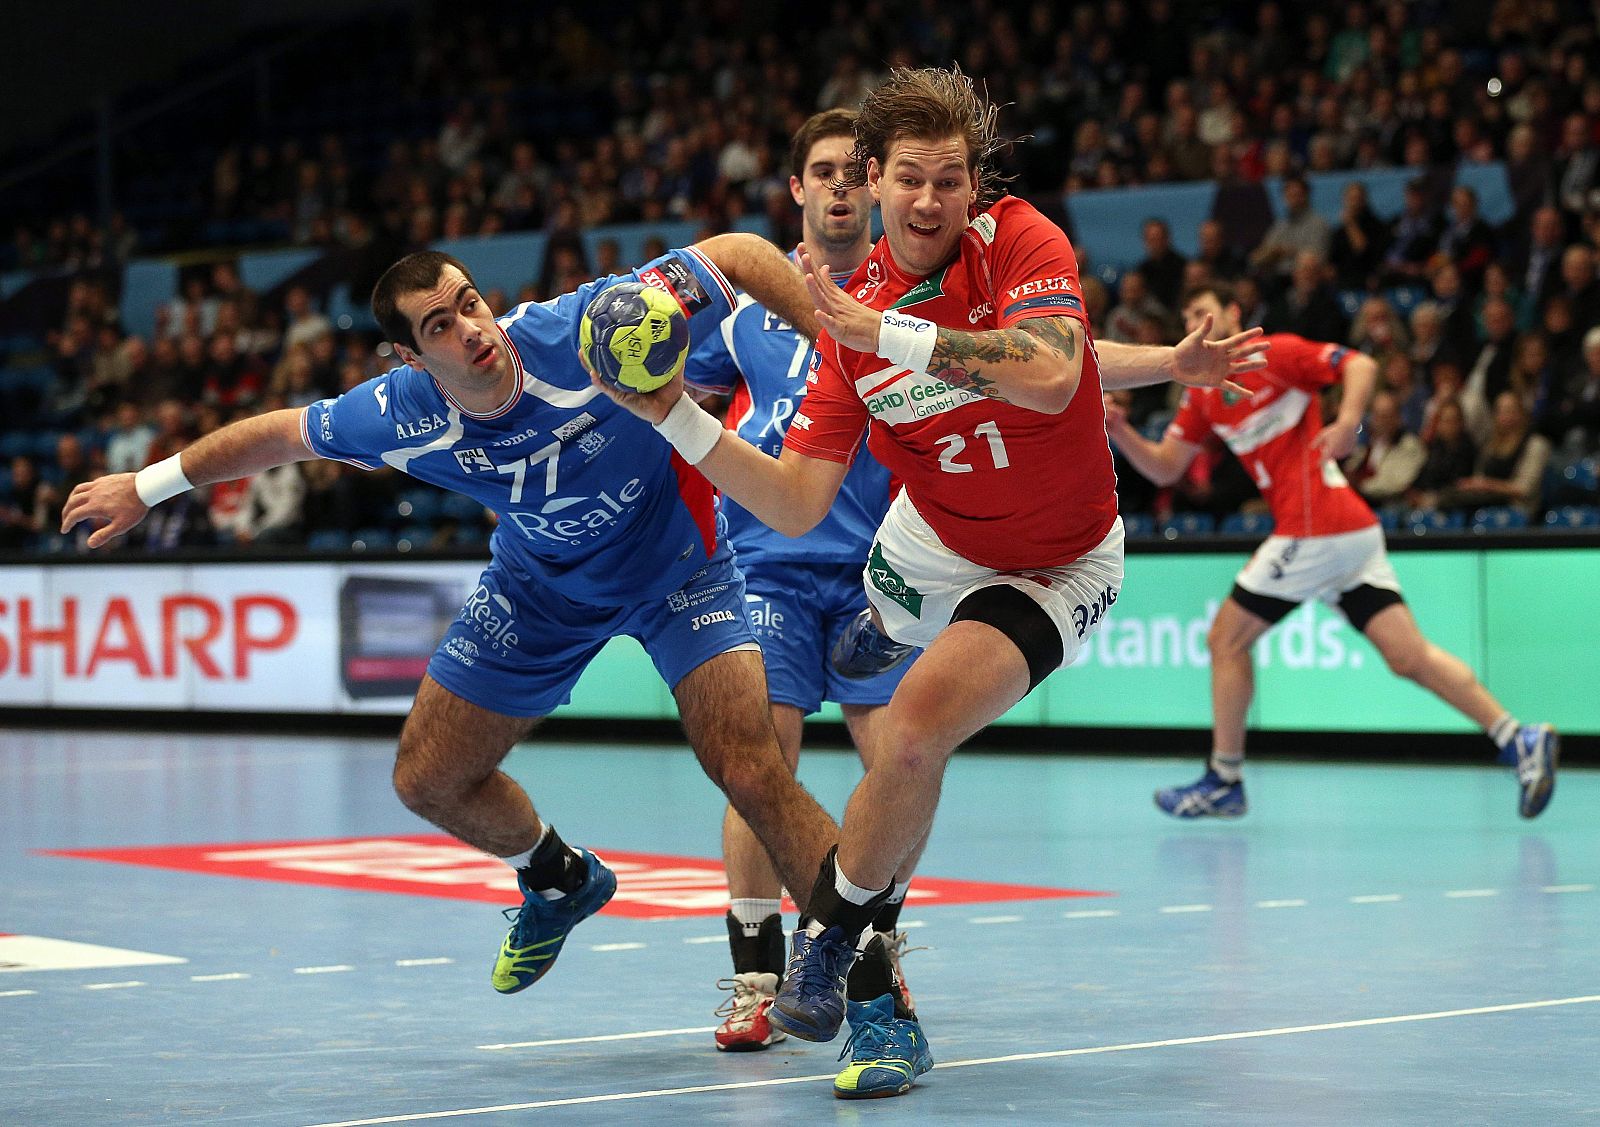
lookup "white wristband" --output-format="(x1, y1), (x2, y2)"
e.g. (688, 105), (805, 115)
(133, 453), (193, 507)
(652, 394), (724, 465)
(878, 310), (938, 373)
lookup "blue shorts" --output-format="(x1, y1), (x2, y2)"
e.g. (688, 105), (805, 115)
(739, 557), (915, 715)
(428, 541), (757, 718)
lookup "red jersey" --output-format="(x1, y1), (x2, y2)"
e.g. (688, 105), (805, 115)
(784, 196), (1117, 570)
(1167, 333), (1376, 537)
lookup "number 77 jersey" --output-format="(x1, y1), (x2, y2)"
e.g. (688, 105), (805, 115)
(783, 196), (1118, 571)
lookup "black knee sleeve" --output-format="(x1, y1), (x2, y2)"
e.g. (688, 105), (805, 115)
(1340, 583), (1405, 633)
(951, 584), (1064, 693)
(1229, 582), (1299, 625)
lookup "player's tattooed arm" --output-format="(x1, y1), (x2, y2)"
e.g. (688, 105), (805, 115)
(928, 316), (1081, 407)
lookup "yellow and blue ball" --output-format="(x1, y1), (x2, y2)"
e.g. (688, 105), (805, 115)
(580, 281), (691, 393)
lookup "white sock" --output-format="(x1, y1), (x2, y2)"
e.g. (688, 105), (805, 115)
(834, 861), (890, 905)
(730, 898), (782, 937)
(1209, 754), (1244, 784)
(501, 823), (552, 872)
(1487, 712), (1519, 751)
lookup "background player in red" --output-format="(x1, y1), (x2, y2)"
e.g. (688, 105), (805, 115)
(593, 66), (1268, 1100)
(1105, 281), (1559, 821)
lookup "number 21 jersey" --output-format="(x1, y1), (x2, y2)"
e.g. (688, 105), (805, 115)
(783, 196), (1117, 570)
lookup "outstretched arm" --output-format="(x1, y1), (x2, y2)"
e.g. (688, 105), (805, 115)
(60, 408), (314, 548)
(1313, 352), (1378, 459)
(1102, 396), (1204, 487)
(694, 233), (818, 340)
(1097, 314), (1267, 392)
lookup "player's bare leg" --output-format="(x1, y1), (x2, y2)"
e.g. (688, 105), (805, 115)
(721, 703), (802, 905)
(392, 675), (543, 855)
(677, 648), (838, 915)
(836, 620), (1030, 890)
(842, 701), (929, 1013)
(1361, 601), (1559, 816)
(1157, 596), (1270, 818)
(1360, 603), (1502, 727)
(1208, 597), (1274, 759)
(715, 703), (803, 1051)
(393, 675), (616, 994)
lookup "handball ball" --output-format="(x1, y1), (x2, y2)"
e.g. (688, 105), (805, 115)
(580, 281), (691, 393)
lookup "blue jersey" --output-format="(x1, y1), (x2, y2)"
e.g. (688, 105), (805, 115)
(302, 248), (737, 605)
(684, 257), (893, 568)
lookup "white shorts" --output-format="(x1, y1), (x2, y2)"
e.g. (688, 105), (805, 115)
(1235, 525), (1402, 609)
(862, 490), (1126, 670)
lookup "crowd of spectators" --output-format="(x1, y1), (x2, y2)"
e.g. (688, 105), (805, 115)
(4, 0), (1600, 554)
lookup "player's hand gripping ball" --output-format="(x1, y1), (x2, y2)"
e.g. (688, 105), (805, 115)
(580, 281), (691, 393)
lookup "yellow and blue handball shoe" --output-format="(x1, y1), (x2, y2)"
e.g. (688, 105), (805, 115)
(833, 993), (934, 1100)
(491, 848), (617, 994)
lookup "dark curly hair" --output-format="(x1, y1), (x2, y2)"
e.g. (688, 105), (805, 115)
(833, 65), (1012, 209)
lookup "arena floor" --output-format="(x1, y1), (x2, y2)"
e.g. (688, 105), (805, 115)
(2, 727), (1596, 1126)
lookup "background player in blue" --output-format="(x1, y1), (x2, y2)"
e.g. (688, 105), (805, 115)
(59, 236), (846, 1004)
(685, 110), (928, 1053)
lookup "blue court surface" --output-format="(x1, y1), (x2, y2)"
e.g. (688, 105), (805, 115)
(1, 728), (1596, 1126)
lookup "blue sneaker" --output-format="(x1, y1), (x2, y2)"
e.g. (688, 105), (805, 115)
(491, 848), (616, 994)
(1155, 769), (1247, 819)
(768, 925), (857, 1042)
(1509, 724), (1560, 819)
(830, 610), (915, 680)
(833, 993), (934, 1099)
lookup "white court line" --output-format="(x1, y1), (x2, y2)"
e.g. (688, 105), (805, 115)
(1445, 889), (1499, 899)
(682, 936), (725, 945)
(83, 981), (144, 990)
(1542, 884), (1594, 894)
(969, 915), (1023, 925)
(897, 920), (927, 929)
(1350, 894), (1402, 903)
(191, 972), (251, 982)
(479, 1026), (712, 1051)
(0, 989), (38, 997)
(295, 965), (355, 975)
(396, 958), (453, 967)
(308, 994), (1600, 1126)
(1063, 909), (1119, 919)
(590, 943), (646, 952)
(1159, 904), (1213, 914)
(1256, 899), (1307, 909)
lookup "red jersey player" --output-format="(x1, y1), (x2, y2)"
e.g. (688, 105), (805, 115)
(1106, 280), (1558, 822)
(592, 66), (1268, 1100)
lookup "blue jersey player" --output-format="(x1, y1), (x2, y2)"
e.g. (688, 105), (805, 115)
(685, 111), (929, 1057)
(61, 236), (844, 1001)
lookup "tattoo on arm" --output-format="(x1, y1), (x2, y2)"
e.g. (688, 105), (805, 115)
(927, 317), (1079, 402)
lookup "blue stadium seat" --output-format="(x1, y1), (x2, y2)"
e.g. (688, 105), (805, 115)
(32, 431), (66, 459)
(453, 523), (490, 547)
(1561, 456), (1599, 494)
(1162, 512), (1216, 537)
(394, 524), (435, 552)
(396, 489), (442, 523)
(1139, 408), (1174, 441)
(1337, 290), (1362, 317)
(350, 527), (396, 551)
(306, 530), (351, 552)
(0, 465), (11, 493)
(0, 432), (30, 459)
(1378, 508), (1404, 532)
(1470, 506), (1528, 532)
(1543, 505), (1600, 528)
(1220, 511), (1274, 536)
(1385, 286), (1427, 315)
(1121, 512), (1156, 538)
(1406, 508), (1465, 534)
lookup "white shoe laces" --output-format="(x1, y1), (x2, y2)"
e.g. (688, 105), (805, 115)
(714, 971), (778, 1024)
